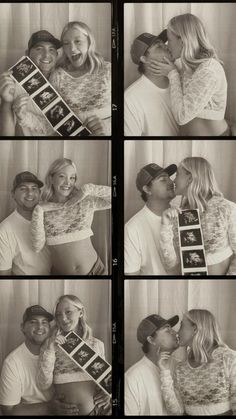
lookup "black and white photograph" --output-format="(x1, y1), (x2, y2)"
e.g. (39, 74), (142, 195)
(57, 116), (83, 137)
(124, 2), (236, 136)
(60, 332), (83, 354)
(0, 2), (111, 136)
(72, 343), (95, 366)
(125, 279), (236, 416)
(85, 356), (110, 380)
(0, 279), (112, 416)
(22, 72), (47, 96)
(33, 86), (58, 111)
(0, 139), (111, 276)
(178, 209), (199, 227)
(182, 249), (206, 269)
(10, 56), (37, 82)
(180, 228), (202, 247)
(45, 100), (70, 127)
(124, 139), (236, 276)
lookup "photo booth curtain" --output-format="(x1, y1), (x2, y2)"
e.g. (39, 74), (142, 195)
(124, 2), (236, 123)
(125, 140), (236, 222)
(0, 2), (111, 74)
(0, 140), (111, 271)
(0, 279), (111, 370)
(125, 279), (236, 370)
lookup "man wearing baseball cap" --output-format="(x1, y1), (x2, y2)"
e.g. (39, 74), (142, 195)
(125, 162), (177, 275)
(0, 171), (51, 275)
(0, 305), (79, 415)
(125, 313), (179, 415)
(0, 30), (61, 136)
(124, 30), (178, 136)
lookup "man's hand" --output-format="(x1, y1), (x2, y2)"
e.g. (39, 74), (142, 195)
(12, 94), (30, 122)
(0, 71), (16, 103)
(94, 391), (112, 415)
(84, 115), (106, 136)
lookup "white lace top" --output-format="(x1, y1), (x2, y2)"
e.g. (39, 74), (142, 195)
(31, 184), (111, 251)
(160, 346), (236, 416)
(37, 335), (105, 388)
(50, 63), (111, 134)
(160, 195), (236, 274)
(168, 58), (227, 125)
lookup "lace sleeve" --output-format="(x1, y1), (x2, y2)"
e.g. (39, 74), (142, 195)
(223, 349), (236, 413)
(160, 369), (184, 415)
(31, 205), (46, 253)
(226, 203), (236, 275)
(36, 346), (56, 390)
(81, 184), (111, 210)
(159, 221), (180, 272)
(17, 110), (55, 135)
(168, 62), (218, 125)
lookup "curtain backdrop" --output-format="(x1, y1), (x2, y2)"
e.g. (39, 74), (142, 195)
(124, 140), (236, 222)
(124, 2), (236, 123)
(0, 140), (111, 271)
(125, 279), (236, 370)
(0, 279), (111, 370)
(0, 2), (111, 74)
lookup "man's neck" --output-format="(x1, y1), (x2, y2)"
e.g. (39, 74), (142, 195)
(146, 199), (171, 216)
(16, 208), (33, 221)
(145, 351), (159, 365)
(144, 71), (169, 89)
(25, 340), (41, 355)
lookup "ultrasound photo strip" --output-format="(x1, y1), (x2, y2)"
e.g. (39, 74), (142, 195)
(178, 209), (208, 276)
(9, 56), (91, 137)
(58, 331), (112, 396)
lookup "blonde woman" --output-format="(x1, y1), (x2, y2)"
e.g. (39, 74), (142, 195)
(31, 158), (111, 275)
(158, 309), (236, 415)
(50, 21), (111, 135)
(149, 14), (229, 136)
(160, 157), (236, 275)
(36, 295), (111, 416)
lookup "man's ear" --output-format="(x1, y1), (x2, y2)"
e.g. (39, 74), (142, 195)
(140, 55), (147, 63)
(142, 184), (151, 195)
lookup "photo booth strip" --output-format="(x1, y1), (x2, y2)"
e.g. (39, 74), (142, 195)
(58, 331), (112, 397)
(9, 56), (91, 137)
(178, 209), (208, 276)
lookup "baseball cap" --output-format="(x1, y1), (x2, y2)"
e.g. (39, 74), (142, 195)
(136, 163), (177, 192)
(12, 171), (44, 192)
(23, 305), (54, 324)
(131, 29), (168, 65)
(137, 314), (179, 344)
(28, 30), (62, 51)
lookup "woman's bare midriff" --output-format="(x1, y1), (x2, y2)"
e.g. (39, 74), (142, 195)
(50, 237), (97, 275)
(207, 256), (231, 276)
(180, 118), (228, 136)
(55, 381), (96, 415)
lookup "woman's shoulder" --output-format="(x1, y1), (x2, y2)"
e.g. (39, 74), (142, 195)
(214, 345), (236, 361)
(198, 58), (225, 74)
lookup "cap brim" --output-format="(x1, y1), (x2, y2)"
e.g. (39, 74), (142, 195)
(165, 315), (179, 328)
(163, 164), (177, 177)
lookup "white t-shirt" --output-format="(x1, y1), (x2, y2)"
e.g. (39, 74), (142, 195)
(0, 210), (51, 275)
(125, 356), (168, 416)
(0, 342), (54, 405)
(125, 205), (167, 275)
(124, 75), (179, 136)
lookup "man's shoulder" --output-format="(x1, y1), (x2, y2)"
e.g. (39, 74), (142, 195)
(0, 211), (17, 231)
(125, 357), (148, 380)
(3, 343), (25, 366)
(125, 76), (145, 97)
(126, 207), (147, 227)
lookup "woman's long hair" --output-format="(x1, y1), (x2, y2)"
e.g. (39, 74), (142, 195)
(41, 157), (77, 202)
(180, 157), (222, 212)
(168, 13), (221, 71)
(185, 309), (225, 364)
(54, 294), (92, 340)
(59, 21), (104, 74)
